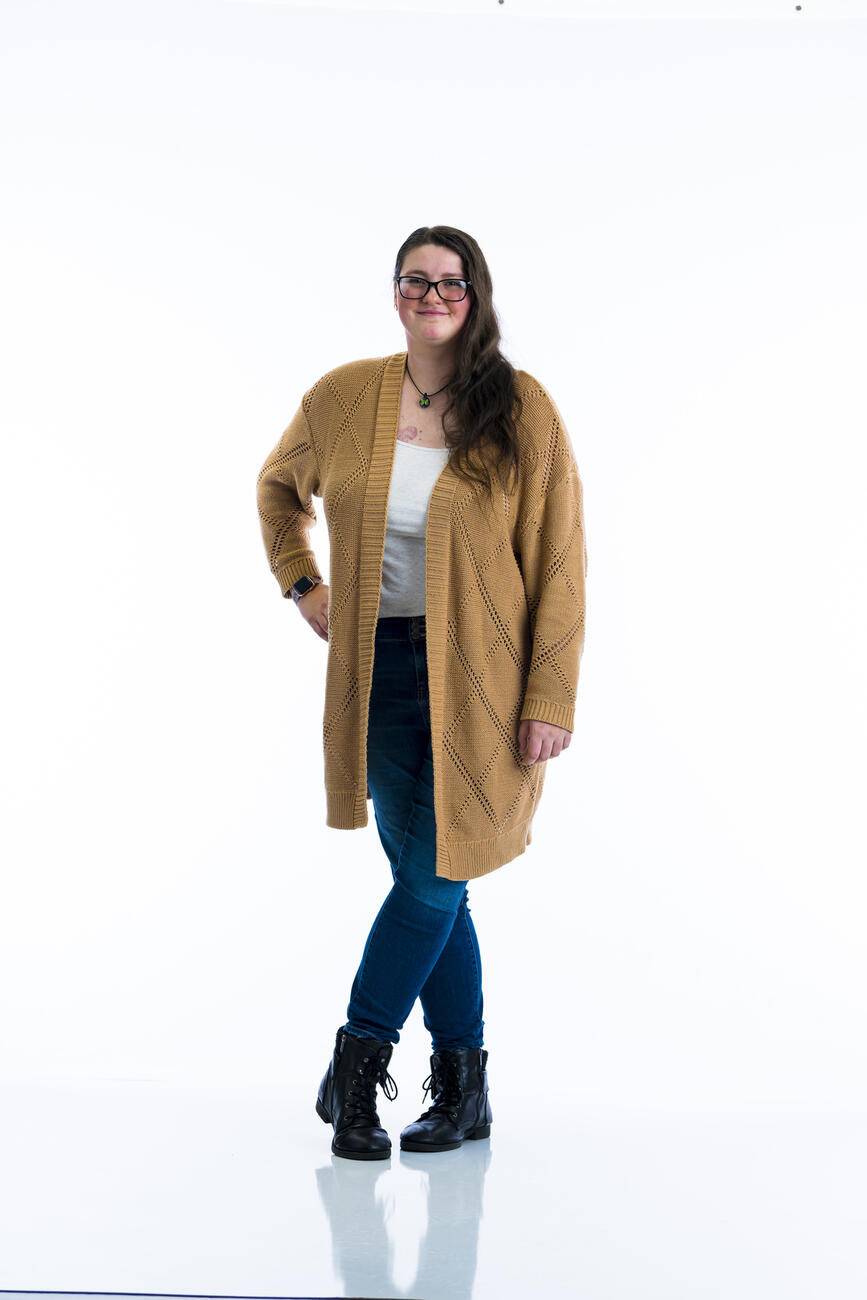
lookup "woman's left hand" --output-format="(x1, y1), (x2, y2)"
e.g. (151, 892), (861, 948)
(517, 718), (572, 765)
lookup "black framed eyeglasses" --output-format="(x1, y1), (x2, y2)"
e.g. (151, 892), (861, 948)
(396, 275), (473, 302)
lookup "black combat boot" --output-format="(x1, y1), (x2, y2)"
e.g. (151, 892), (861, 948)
(316, 1026), (398, 1161)
(400, 1047), (492, 1152)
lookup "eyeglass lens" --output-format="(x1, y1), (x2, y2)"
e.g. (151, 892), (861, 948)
(398, 277), (469, 301)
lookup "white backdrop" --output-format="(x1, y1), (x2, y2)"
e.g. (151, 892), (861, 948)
(2, 0), (865, 1160)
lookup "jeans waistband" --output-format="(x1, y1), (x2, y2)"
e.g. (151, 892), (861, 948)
(376, 614), (426, 642)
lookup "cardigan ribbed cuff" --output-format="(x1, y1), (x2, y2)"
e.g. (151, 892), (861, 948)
(277, 553), (322, 598)
(519, 695), (575, 732)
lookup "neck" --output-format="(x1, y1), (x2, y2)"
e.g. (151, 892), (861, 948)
(404, 341), (457, 397)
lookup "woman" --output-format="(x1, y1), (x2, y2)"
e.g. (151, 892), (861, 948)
(256, 225), (588, 1161)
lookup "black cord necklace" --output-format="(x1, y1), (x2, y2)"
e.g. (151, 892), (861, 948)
(406, 361), (451, 408)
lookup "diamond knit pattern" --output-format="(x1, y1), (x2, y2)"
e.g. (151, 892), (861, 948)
(256, 352), (587, 880)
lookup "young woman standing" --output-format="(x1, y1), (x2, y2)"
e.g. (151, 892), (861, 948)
(256, 225), (588, 1160)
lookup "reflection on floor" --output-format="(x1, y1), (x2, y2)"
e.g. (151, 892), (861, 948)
(0, 1078), (862, 1299)
(316, 1142), (489, 1299)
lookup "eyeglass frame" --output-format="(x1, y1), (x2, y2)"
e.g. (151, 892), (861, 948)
(395, 275), (473, 302)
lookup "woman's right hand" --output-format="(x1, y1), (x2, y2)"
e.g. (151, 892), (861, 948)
(297, 582), (330, 641)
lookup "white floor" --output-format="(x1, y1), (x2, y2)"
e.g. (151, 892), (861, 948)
(1, 1077), (864, 1300)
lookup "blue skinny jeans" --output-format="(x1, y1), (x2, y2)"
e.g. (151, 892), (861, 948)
(344, 613), (485, 1051)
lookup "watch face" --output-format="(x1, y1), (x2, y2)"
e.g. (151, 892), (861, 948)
(294, 577), (314, 594)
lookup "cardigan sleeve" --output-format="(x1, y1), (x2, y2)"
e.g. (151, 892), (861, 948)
(256, 399), (323, 599)
(516, 462), (588, 733)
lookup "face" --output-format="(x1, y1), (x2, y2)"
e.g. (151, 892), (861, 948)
(393, 243), (472, 349)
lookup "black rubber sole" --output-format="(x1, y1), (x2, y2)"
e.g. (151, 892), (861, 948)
(400, 1124), (491, 1152)
(316, 1096), (392, 1161)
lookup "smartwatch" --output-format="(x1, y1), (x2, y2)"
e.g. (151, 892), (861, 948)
(290, 574), (322, 604)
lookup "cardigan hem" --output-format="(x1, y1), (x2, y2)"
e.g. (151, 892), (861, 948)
(324, 789), (537, 882)
(326, 789), (368, 829)
(438, 815), (536, 880)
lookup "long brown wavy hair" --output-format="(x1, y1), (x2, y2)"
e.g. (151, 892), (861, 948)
(393, 225), (523, 500)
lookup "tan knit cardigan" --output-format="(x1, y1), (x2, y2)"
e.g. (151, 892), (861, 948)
(256, 352), (588, 880)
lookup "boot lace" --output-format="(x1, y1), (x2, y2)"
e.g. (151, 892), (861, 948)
(420, 1057), (463, 1125)
(343, 1050), (398, 1122)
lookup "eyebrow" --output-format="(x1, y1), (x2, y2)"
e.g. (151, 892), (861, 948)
(403, 268), (464, 277)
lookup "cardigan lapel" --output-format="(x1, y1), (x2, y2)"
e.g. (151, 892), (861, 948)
(355, 355), (403, 817)
(358, 351), (405, 637)
(423, 384), (460, 875)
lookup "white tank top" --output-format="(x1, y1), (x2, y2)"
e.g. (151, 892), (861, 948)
(378, 440), (451, 618)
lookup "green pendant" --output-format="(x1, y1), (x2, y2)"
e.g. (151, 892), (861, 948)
(419, 395), (430, 408)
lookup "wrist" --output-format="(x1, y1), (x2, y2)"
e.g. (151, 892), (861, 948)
(290, 574), (322, 604)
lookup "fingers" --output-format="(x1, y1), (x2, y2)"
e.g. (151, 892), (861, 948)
(518, 721), (571, 764)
